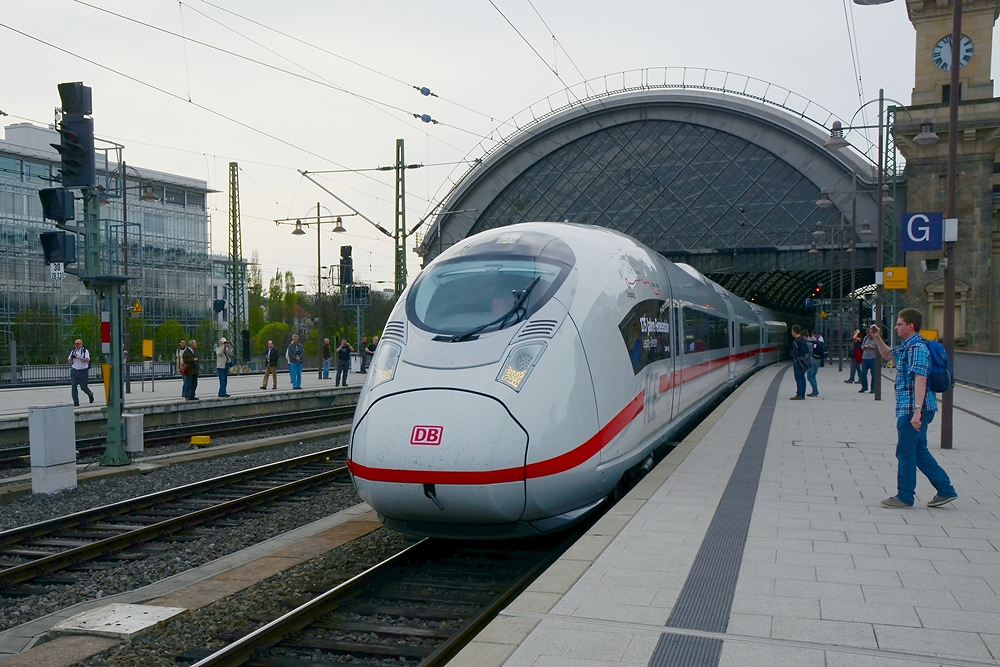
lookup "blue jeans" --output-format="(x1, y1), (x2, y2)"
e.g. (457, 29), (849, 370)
(792, 362), (806, 398)
(289, 362), (302, 389)
(322, 358), (330, 379)
(217, 367), (229, 396)
(895, 411), (955, 505)
(848, 359), (859, 382)
(807, 364), (819, 394)
(860, 358), (876, 391)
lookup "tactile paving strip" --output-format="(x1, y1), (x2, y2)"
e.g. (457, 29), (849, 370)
(648, 367), (786, 667)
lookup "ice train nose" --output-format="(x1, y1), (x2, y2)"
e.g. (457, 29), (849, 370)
(350, 389), (528, 524)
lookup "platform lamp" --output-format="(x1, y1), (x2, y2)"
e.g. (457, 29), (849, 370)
(852, 0), (959, 447)
(276, 206), (352, 378)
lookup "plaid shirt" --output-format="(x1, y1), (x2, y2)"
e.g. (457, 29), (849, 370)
(891, 334), (937, 418)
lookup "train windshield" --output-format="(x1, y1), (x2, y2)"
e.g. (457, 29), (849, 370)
(407, 256), (568, 336)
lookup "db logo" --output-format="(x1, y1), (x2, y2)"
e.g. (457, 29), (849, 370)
(410, 425), (443, 446)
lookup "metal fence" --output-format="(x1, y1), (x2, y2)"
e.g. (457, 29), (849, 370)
(954, 351), (1000, 393)
(1, 361), (178, 386)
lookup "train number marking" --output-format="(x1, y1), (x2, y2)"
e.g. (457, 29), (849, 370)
(411, 425), (444, 445)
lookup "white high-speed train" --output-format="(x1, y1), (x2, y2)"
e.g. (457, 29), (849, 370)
(348, 222), (785, 539)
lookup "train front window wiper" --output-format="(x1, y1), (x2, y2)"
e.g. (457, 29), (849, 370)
(449, 276), (542, 343)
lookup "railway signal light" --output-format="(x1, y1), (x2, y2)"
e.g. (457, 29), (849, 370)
(340, 245), (353, 285)
(51, 82), (95, 188)
(39, 231), (77, 264)
(38, 188), (75, 223)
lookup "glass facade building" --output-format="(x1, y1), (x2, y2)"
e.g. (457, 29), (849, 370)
(1, 123), (213, 362)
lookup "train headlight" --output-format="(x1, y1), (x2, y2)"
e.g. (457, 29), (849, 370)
(369, 341), (402, 388)
(496, 342), (546, 392)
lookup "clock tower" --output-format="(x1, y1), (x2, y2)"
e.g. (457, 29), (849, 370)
(894, 0), (1000, 352)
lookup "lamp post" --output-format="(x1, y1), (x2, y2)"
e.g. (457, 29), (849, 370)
(850, 0), (960, 445)
(275, 206), (352, 378)
(822, 96), (939, 400)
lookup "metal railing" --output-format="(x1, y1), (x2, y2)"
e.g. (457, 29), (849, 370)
(954, 351), (1000, 393)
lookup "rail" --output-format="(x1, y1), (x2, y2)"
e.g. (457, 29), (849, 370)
(954, 350), (1000, 393)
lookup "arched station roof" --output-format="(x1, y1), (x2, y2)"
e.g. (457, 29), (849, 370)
(418, 70), (880, 313)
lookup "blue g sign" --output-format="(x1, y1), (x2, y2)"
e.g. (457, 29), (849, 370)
(901, 213), (943, 251)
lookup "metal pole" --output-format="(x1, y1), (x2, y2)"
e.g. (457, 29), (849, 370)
(122, 162), (130, 395)
(838, 212), (845, 372)
(874, 89), (885, 401)
(851, 172), (857, 336)
(941, 0), (961, 449)
(316, 202), (323, 379)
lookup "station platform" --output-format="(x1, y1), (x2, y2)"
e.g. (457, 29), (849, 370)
(454, 364), (1000, 667)
(0, 368), (363, 419)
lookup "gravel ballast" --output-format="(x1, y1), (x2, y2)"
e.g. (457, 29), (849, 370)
(0, 434), (364, 633)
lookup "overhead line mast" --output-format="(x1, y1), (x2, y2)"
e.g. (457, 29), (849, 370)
(228, 162), (248, 362)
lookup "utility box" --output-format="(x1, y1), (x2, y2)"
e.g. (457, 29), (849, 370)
(29, 404), (77, 494)
(124, 414), (143, 454)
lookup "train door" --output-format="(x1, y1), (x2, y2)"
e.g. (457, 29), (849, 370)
(671, 302), (683, 419)
(720, 293), (736, 382)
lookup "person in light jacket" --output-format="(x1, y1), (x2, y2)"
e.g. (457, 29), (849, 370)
(215, 337), (233, 397)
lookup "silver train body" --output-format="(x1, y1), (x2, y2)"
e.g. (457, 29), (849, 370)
(349, 222), (785, 539)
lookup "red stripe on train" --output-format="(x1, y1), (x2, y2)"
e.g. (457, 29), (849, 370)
(348, 392), (646, 485)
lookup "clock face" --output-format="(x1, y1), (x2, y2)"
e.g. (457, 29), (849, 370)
(932, 34), (974, 71)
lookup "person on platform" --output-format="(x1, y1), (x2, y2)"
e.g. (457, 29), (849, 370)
(871, 309), (957, 509)
(366, 336), (378, 372)
(176, 339), (187, 395)
(789, 325), (810, 400)
(182, 339), (200, 401)
(806, 330), (824, 397)
(261, 340), (279, 389)
(846, 330), (863, 384)
(321, 338), (332, 379)
(215, 337), (233, 398)
(286, 334), (304, 390)
(68, 339), (95, 407)
(859, 326), (879, 393)
(335, 338), (353, 387)
(358, 337), (369, 374)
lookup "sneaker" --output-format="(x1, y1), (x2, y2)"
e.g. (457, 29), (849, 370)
(807, 392), (819, 397)
(881, 496), (913, 509)
(927, 494), (957, 508)
(259, 386), (266, 390)
(789, 396), (805, 400)
(88, 394), (94, 403)
(859, 388), (868, 393)
(844, 380), (854, 383)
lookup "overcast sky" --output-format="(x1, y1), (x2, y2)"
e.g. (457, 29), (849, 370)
(2, 0), (991, 291)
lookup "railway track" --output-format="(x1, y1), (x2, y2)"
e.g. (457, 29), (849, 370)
(187, 531), (583, 667)
(0, 405), (356, 469)
(0, 446), (350, 591)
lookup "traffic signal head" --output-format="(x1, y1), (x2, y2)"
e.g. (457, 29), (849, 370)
(57, 82), (92, 115)
(39, 231), (77, 264)
(340, 246), (353, 284)
(814, 285), (822, 296)
(51, 117), (95, 188)
(38, 188), (75, 223)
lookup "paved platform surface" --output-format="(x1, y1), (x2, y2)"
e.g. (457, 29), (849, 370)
(0, 367), (365, 418)
(454, 363), (1000, 667)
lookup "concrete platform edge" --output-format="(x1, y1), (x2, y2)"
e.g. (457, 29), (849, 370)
(446, 367), (774, 667)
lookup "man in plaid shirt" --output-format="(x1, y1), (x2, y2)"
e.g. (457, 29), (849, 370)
(872, 308), (957, 509)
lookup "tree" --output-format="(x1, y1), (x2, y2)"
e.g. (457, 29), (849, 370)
(247, 251), (265, 336)
(252, 322), (291, 358)
(283, 271), (299, 328)
(193, 318), (219, 353)
(155, 320), (186, 361)
(128, 317), (154, 360)
(267, 270), (286, 325)
(14, 309), (61, 364)
(65, 312), (102, 359)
